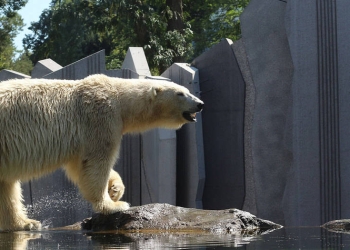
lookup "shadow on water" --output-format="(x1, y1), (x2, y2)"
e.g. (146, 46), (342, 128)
(4, 226), (350, 249)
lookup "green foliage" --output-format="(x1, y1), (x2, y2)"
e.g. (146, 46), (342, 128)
(23, 0), (249, 73)
(0, 0), (27, 17)
(0, 0), (26, 70)
(186, 0), (249, 56)
(9, 52), (33, 75)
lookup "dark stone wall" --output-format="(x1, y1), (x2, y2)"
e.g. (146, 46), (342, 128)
(238, 0), (350, 227)
(192, 39), (245, 210)
(239, 0), (293, 225)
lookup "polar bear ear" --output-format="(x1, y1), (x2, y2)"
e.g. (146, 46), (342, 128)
(150, 87), (162, 100)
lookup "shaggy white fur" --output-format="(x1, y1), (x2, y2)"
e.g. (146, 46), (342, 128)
(0, 74), (203, 231)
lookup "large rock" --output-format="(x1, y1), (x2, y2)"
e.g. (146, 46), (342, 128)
(70, 203), (282, 234)
(322, 220), (350, 233)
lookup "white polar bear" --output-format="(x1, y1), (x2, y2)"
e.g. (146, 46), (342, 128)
(0, 74), (204, 231)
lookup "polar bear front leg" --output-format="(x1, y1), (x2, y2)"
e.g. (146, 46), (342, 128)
(76, 157), (130, 214)
(0, 181), (41, 231)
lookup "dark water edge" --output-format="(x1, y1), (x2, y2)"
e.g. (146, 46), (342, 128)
(0, 227), (348, 249)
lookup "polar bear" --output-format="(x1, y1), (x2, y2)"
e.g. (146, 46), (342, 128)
(0, 74), (204, 231)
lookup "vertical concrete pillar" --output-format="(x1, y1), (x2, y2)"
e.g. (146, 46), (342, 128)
(239, 0), (350, 227)
(283, 0), (350, 227)
(232, 39), (257, 215)
(192, 39), (245, 210)
(121, 47), (151, 76)
(121, 47), (177, 205)
(239, 0), (294, 225)
(161, 63), (205, 208)
(140, 129), (177, 205)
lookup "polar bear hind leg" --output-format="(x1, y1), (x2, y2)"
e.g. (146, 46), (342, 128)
(0, 181), (41, 231)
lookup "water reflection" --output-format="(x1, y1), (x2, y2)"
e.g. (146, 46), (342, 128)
(0, 230), (263, 250)
(0, 232), (41, 250)
(2, 227), (350, 249)
(88, 231), (258, 249)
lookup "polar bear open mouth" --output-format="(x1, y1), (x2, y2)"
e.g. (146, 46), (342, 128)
(183, 111), (197, 122)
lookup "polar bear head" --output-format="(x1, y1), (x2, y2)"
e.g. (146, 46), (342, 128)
(149, 81), (204, 128)
(119, 79), (204, 133)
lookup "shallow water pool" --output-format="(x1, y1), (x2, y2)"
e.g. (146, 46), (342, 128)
(0, 227), (348, 249)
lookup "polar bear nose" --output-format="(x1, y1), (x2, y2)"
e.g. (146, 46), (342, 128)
(197, 102), (204, 111)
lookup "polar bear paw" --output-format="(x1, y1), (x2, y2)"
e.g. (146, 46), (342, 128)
(96, 200), (130, 214)
(22, 219), (42, 231)
(115, 201), (130, 211)
(5, 219), (42, 231)
(108, 180), (125, 202)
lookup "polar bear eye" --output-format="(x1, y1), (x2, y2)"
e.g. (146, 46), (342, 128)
(177, 92), (185, 96)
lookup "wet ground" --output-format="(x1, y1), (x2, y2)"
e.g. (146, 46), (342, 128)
(0, 226), (349, 249)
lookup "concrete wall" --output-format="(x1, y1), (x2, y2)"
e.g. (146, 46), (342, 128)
(283, 0), (348, 227)
(192, 39), (246, 210)
(238, 0), (293, 226)
(8, 0), (350, 229)
(236, 0), (350, 228)
(161, 63), (205, 208)
(31, 59), (62, 78)
(0, 69), (30, 81)
(120, 49), (177, 206)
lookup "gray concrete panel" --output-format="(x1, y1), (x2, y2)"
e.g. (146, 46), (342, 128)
(121, 47), (151, 76)
(0, 69), (30, 81)
(191, 38), (245, 210)
(31, 59), (62, 78)
(240, 0), (293, 225)
(105, 68), (139, 79)
(284, 0), (350, 226)
(114, 135), (141, 206)
(232, 39), (257, 216)
(283, 0), (333, 227)
(140, 130), (176, 205)
(337, 0), (350, 220)
(43, 50), (106, 80)
(161, 63), (205, 208)
(120, 48), (177, 206)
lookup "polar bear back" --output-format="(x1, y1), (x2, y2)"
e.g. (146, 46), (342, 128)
(0, 79), (85, 180)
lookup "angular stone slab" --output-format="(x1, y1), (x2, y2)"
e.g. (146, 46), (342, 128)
(139, 129), (177, 205)
(31, 59), (62, 78)
(231, 39), (257, 215)
(161, 63), (205, 209)
(120, 52), (177, 206)
(43, 50), (106, 80)
(79, 203), (282, 233)
(239, 0), (293, 225)
(121, 47), (151, 76)
(0, 69), (30, 81)
(191, 38), (245, 210)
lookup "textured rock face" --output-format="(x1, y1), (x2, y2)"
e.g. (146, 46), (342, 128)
(322, 220), (350, 233)
(78, 203), (282, 234)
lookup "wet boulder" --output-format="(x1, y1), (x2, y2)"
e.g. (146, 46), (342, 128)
(322, 219), (350, 233)
(78, 203), (282, 234)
